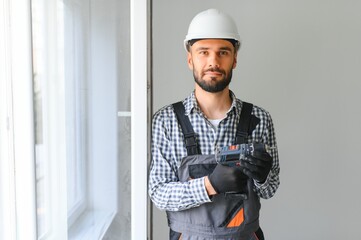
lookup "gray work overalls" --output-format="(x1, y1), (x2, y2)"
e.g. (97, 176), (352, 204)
(167, 102), (264, 240)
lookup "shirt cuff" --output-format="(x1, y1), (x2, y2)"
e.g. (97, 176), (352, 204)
(191, 177), (213, 204)
(254, 174), (270, 190)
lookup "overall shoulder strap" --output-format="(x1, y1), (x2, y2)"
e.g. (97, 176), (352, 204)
(172, 101), (201, 155)
(234, 102), (254, 144)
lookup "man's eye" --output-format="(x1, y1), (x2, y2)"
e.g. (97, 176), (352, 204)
(199, 51), (208, 55)
(219, 51), (229, 56)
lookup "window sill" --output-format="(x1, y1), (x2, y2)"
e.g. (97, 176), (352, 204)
(68, 209), (116, 240)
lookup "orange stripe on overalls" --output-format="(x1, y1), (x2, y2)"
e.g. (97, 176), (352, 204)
(227, 208), (244, 227)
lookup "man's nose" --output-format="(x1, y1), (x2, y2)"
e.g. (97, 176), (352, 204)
(208, 52), (220, 68)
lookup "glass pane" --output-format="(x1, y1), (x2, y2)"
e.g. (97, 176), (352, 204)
(100, 0), (132, 238)
(31, 0), (49, 236)
(31, 0), (132, 239)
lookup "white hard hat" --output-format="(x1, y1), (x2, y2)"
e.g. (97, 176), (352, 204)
(184, 9), (241, 51)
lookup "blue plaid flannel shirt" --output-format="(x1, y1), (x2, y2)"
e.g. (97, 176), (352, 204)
(149, 91), (280, 211)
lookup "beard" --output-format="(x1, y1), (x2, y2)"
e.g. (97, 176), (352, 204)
(193, 67), (233, 93)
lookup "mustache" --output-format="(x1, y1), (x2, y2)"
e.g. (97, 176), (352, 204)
(204, 67), (225, 74)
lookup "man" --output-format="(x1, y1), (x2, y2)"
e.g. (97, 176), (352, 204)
(149, 8), (280, 240)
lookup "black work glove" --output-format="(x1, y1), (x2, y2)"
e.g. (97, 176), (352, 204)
(242, 149), (273, 183)
(208, 164), (248, 194)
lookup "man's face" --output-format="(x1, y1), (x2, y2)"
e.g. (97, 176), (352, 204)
(187, 39), (237, 93)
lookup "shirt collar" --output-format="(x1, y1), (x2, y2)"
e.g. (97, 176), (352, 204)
(183, 90), (240, 117)
(183, 91), (198, 115)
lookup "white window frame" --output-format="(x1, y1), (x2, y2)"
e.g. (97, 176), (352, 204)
(0, 0), (150, 239)
(130, 0), (150, 239)
(63, 0), (89, 226)
(0, 0), (37, 239)
(0, 1), (17, 239)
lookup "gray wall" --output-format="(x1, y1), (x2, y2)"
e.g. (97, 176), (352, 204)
(152, 1), (361, 239)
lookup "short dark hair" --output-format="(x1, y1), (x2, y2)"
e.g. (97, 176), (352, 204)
(186, 39), (240, 52)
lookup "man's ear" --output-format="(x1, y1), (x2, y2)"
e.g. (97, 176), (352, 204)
(187, 52), (193, 70)
(232, 53), (237, 69)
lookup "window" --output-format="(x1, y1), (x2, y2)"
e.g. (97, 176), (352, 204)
(0, 0), (37, 239)
(31, 0), (89, 237)
(0, 0), (149, 239)
(31, 0), (118, 238)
